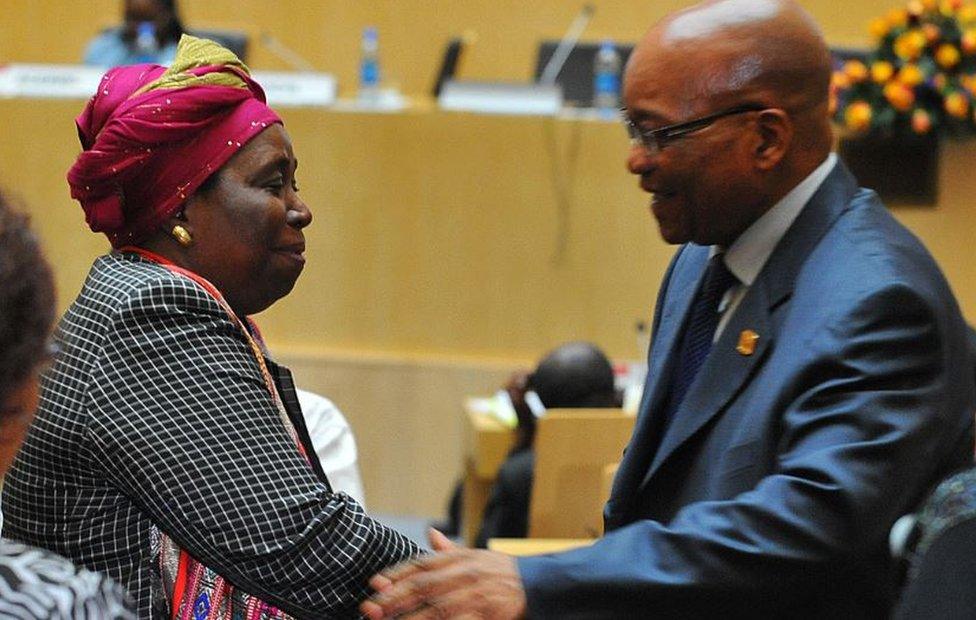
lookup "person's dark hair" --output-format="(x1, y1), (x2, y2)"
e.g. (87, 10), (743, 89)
(511, 341), (619, 453)
(0, 191), (56, 411)
(122, 0), (185, 46)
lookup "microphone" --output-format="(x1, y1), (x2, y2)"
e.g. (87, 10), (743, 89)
(538, 4), (596, 86)
(259, 32), (318, 73)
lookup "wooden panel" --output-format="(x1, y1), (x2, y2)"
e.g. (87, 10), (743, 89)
(528, 409), (633, 538)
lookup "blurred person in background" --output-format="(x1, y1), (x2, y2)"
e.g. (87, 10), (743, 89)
(84, 0), (184, 67)
(0, 190), (135, 618)
(4, 36), (420, 618)
(298, 388), (367, 507)
(475, 341), (621, 548)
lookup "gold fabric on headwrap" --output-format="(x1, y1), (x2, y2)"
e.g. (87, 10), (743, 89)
(135, 35), (253, 96)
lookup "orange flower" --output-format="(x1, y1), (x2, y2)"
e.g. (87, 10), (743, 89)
(869, 17), (890, 40)
(843, 60), (869, 83)
(937, 43), (962, 67)
(871, 61), (895, 83)
(945, 91), (970, 117)
(894, 30), (927, 60)
(934, 73), (949, 91)
(922, 23), (941, 43)
(922, 0), (938, 10)
(844, 101), (873, 132)
(898, 63), (925, 87)
(884, 82), (916, 111)
(832, 70), (851, 90)
(961, 4), (976, 24)
(962, 29), (976, 54)
(912, 109), (933, 133)
(941, 0), (963, 15)
(907, 0), (926, 16)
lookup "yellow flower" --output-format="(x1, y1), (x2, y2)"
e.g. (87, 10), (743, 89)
(923, 0), (938, 10)
(912, 109), (933, 133)
(884, 82), (917, 111)
(961, 4), (976, 24)
(908, 0), (926, 16)
(845, 101), (873, 132)
(894, 30), (927, 60)
(871, 61), (895, 83)
(869, 17), (890, 40)
(843, 60), (869, 83)
(898, 63), (925, 87)
(888, 8), (910, 27)
(962, 29), (976, 54)
(946, 91), (970, 117)
(936, 43), (962, 67)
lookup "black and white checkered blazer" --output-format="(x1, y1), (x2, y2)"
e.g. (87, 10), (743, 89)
(2, 252), (420, 619)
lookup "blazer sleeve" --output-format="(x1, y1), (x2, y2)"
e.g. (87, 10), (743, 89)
(83, 274), (420, 619)
(517, 281), (974, 617)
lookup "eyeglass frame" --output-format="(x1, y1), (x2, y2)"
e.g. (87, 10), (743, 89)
(622, 103), (767, 155)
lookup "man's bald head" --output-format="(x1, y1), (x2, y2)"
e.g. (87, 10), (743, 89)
(628, 0), (832, 145)
(530, 342), (617, 410)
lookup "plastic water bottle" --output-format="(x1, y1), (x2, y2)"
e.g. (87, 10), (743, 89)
(359, 26), (381, 104)
(134, 21), (159, 63)
(593, 40), (621, 115)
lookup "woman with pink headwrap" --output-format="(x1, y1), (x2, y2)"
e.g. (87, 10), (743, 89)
(3, 36), (420, 619)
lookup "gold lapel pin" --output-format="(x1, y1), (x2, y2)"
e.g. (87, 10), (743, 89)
(736, 329), (760, 356)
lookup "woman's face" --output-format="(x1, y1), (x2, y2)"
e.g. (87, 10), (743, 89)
(182, 124), (313, 317)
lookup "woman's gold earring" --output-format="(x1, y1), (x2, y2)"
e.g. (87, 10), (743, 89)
(171, 225), (193, 247)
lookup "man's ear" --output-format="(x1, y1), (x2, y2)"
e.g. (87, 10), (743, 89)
(753, 109), (792, 171)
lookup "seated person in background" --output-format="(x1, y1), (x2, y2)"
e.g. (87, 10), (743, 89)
(4, 37), (420, 618)
(476, 342), (620, 547)
(84, 0), (183, 67)
(297, 388), (367, 507)
(0, 190), (135, 618)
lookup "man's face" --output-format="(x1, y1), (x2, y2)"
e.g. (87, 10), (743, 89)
(622, 44), (763, 247)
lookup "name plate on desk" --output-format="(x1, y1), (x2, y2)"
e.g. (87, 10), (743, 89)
(0, 64), (104, 99)
(438, 80), (563, 116)
(250, 71), (336, 107)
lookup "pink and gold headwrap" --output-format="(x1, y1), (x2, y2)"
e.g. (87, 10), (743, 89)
(67, 35), (282, 247)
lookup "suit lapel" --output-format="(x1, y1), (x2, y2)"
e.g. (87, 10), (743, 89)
(612, 246), (709, 497)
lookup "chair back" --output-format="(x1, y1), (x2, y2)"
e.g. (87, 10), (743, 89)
(528, 408), (633, 538)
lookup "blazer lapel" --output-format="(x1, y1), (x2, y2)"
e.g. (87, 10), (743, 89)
(641, 280), (774, 488)
(613, 246), (708, 496)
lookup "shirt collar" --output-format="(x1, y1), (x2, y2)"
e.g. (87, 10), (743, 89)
(716, 152), (837, 286)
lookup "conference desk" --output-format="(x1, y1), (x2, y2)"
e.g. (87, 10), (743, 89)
(3, 94), (976, 518)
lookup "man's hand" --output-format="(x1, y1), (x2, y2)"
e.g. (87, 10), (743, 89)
(361, 529), (528, 619)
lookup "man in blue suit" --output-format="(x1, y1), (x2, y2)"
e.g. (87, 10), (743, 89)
(363, 1), (975, 617)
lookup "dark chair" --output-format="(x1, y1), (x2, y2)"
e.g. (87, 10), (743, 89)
(893, 466), (976, 619)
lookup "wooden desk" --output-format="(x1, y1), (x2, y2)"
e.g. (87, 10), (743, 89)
(487, 538), (594, 556)
(461, 402), (516, 545)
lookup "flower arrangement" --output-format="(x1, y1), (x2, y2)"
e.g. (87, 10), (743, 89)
(831, 0), (976, 137)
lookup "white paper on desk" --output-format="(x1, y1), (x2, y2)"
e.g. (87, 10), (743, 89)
(438, 80), (563, 116)
(0, 64), (103, 99)
(466, 391), (518, 428)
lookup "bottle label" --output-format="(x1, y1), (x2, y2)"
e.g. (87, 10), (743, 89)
(361, 60), (379, 87)
(594, 73), (620, 96)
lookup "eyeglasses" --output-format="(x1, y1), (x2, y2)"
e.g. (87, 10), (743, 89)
(622, 104), (766, 155)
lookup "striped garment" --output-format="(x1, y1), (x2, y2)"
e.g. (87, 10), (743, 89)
(2, 252), (420, 619)
(0, 539), (134, 619)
